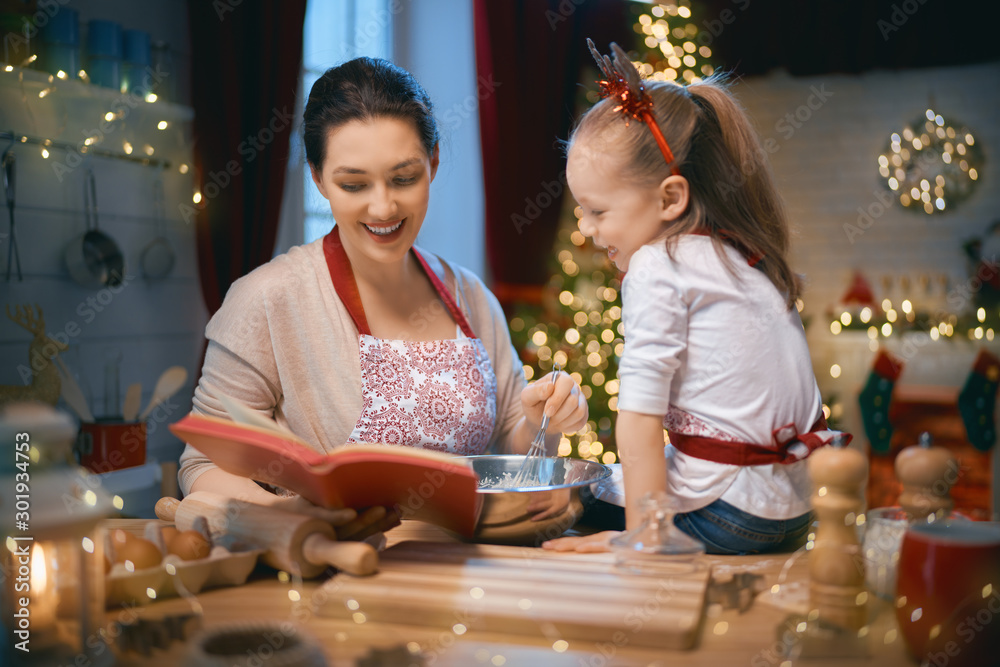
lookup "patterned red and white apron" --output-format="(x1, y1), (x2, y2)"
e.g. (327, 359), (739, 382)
(323, 227), (497, 455)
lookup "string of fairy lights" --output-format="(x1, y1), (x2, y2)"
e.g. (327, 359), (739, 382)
(830, 300), (997, 350)
(1, 58), (192, 179)
(878, 108), (982, 215)
(632, 1), (713, 81)
(510, 227), (624, 465)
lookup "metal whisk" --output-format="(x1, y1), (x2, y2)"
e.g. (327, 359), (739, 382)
(511, 364), (560, 488)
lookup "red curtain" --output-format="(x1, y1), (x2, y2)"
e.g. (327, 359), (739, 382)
(474, 0), (628, 307)
(187, 0), (307, 315)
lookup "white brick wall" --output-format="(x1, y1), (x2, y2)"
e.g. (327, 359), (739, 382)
(734, 63), (1000, 316)
(733, 64), (1000, 503)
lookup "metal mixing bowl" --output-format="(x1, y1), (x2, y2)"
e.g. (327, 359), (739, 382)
(461, 455), (611, 546)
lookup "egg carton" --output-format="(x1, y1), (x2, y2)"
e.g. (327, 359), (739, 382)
(105, 522), (263, 607)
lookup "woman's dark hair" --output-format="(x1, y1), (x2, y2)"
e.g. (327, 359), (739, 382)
(303, 57), (439, 169)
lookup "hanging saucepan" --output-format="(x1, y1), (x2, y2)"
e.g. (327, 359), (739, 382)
(65, 168), (125, 288)
(140, 177), (175, 280)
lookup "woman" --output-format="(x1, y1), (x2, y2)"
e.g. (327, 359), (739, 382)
(178, 57), (588, 536)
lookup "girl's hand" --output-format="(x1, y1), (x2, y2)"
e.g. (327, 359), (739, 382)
(520, 370), (589, 437)
(541, 530), (620, 553)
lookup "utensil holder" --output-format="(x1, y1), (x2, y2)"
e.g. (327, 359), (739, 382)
(75, 419), (146, 473)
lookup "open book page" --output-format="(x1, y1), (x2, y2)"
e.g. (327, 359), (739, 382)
(170, 411), (482, 536)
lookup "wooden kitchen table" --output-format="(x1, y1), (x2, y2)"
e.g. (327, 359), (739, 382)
(107, 520), (917, 666)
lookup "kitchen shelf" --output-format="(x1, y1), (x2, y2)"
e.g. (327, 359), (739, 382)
(0, 64), (193, 170)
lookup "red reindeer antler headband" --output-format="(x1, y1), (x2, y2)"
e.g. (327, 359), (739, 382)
(587, 39), (679, 176)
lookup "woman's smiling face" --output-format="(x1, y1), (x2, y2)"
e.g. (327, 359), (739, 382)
(310, 116), (438, 265)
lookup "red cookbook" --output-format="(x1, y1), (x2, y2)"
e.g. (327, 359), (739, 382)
(169, 413), (482, 537)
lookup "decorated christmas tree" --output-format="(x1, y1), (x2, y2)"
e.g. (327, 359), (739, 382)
(508, 1), (717, 463)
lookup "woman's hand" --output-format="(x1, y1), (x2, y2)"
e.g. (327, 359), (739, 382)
(264, 495), (401, 541)
(334, 505), (403, 541)
(520, 370), (588, 437)
(525, 488), (572, 522)
(541, 530), (620, 553)
(265, 494), (357, 524)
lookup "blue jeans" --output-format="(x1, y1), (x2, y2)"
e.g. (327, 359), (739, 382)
(673, 498), (812, 555)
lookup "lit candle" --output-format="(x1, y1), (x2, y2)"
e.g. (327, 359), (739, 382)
(30, 543), (58, 632)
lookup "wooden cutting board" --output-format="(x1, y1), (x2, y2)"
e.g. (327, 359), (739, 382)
(313, 540), (711, 650)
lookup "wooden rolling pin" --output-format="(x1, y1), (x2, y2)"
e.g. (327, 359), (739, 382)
(155, 491), (378, 577)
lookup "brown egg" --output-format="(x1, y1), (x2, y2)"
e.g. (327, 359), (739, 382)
(167, 530), (211, 561)
(110, 528), (135, 550)
(161, 525), (179, 547)
(114, 537), (162, 570)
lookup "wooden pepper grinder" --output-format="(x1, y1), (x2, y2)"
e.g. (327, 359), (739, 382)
(808, 435), (868, 631)
(894, 432), (958, 522)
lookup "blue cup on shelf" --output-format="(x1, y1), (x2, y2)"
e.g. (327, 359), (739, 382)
(123, 29), (150, 65)
(39, 7), (79, 76)
(121, 29), (151, 96)
(85, 19), (121, 89)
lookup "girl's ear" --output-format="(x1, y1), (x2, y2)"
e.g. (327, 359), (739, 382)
(658, 175), (689, 222)
(309, 162), (328, 200)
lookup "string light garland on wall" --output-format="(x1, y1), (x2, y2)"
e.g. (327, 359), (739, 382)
(878, 108), (984, 214)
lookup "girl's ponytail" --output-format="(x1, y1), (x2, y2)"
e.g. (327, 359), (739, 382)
(570, 75), (801, 309)
(685, 82), (801, 308)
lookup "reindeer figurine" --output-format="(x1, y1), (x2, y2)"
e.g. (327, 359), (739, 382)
(0, 304), (67, 407)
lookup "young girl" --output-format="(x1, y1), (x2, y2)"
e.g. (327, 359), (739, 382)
(544, 42), (847, 555)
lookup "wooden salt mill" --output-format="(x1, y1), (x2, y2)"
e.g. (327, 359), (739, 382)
(808, 435), (868, 631)
(894, 432), (958, 522)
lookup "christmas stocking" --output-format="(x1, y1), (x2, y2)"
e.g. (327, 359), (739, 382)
(858, 350), (904, 453)
(958, 349), (1000, 452)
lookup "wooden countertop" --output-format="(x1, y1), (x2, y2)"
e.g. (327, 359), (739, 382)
(107, 520), (916, 666)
